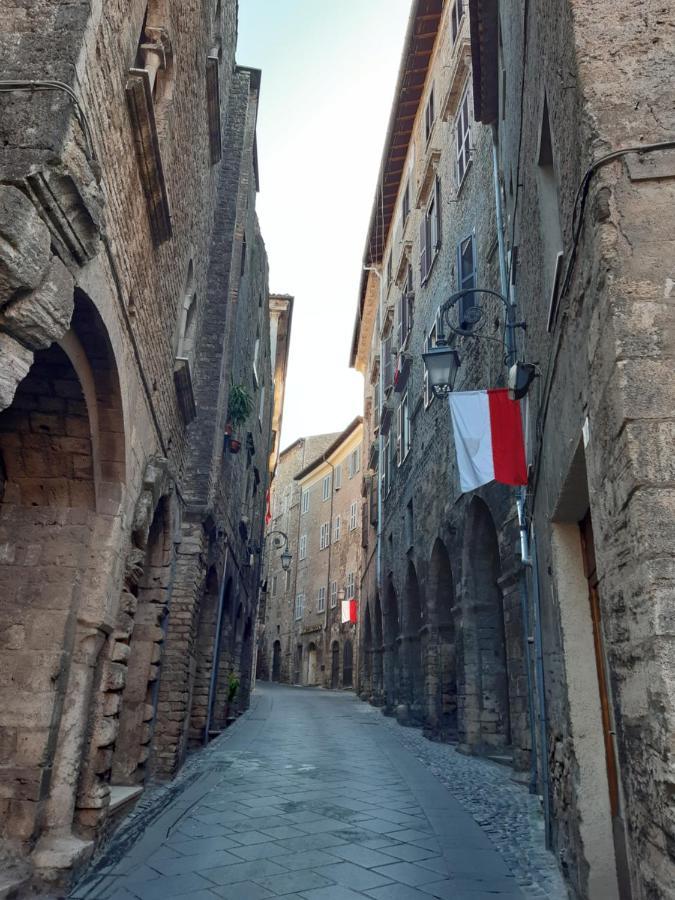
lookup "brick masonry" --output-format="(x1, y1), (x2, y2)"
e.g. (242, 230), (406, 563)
(0, 0), (284, 892)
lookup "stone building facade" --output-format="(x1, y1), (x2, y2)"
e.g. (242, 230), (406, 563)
(0, 0), (289, 892)
(352, 2), (675, 900)
(258, 419), (364, 690)
(469, 2), (675, 899)
(351, 0), (529, 766)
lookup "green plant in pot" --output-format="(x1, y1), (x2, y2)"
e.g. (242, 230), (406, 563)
(226, 383), (253, 453)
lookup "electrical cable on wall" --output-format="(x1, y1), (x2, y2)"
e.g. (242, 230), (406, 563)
(0, 80), (98, 162)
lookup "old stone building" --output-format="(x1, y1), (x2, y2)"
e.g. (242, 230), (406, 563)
(351, 0), (529, 763)
(258, 418), (364, 690)
(352, 2), (675, 900)
(0, 0), (289, 892)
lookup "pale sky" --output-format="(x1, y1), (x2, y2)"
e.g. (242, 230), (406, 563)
(237, 0), (411, 448)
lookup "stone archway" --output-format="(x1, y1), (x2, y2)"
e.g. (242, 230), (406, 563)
(330, 641), (340, 689)
(372, 592), (384, 705)
(383, 576), (400, 712)
(188, 567), (219, 747)
(343, 639), (354, 688)
(427, 539), (458, 739)
(361, 602), (373, 698)
(111, 495), (173, 786)
(0, 288), (127, 858)
(401, 562), (424, 724)
(272, 640), (282, 682)
(462, 498), (510, 752)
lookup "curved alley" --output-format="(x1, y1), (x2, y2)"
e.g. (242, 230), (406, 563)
(71, 684), (565, 900)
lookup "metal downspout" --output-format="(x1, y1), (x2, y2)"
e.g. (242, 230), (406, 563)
(492, 127), (540, 797)
(530, 531), (552, 847)
(204, 543), (230, 745)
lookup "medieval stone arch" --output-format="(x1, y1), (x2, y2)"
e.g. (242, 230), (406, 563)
(0, 286), (128, 851)
(427, 538), (458, 738)
(383, 575), (400, 712)
(402, 560), (424, 724)
(461, 497), (510, 752)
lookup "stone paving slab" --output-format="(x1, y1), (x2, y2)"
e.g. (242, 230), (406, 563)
(70, 685), (566, 899)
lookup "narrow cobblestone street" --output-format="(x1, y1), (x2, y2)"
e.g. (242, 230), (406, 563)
(70, 686), (566, 900)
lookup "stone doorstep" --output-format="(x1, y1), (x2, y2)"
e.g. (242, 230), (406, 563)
(108, 785), (145, 815)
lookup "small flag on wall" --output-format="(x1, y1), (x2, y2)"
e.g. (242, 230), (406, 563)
(341, 599), (357, 624)
(448, 389), (527, 494)
(265, 488), (272, 525)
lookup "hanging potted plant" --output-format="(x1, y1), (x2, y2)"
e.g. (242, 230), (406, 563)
(226, 382), (253, 454)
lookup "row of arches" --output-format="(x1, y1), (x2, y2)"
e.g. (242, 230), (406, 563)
(360, 498), (518, 756)
(0, 285), (257, 855)
(265, 637), (354, 690)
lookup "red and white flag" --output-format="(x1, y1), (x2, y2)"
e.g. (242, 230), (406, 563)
(341, 599), (357, 624)
(265, 488), (272, 526)
(448, 389), (527, 493)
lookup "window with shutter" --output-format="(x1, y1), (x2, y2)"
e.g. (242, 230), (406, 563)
(424, 85), (435, 143)
(434, 176), (442, 251)
(456, 87), (472, 184)
(383, 333), (394, 390)
(458, 234), (477, 327)
(451, 0), (464, 44)
(419, 216), (427, 284)
(402, 180), (410, 226)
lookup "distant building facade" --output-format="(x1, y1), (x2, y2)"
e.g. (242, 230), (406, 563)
(258, 419), (364, 690)
(0, 0), (290, 891)
(352, 1), (675, 899)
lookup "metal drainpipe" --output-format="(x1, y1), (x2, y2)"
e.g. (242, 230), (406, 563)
(530, 530), (552, 847)
(324, 460), (336, 650)
(492, 127), (540, 797)
(204, 542), (230, 745)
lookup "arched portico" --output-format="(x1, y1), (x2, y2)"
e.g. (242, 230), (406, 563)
(383, 575), (400, 712)
(461, 498), (510, 752)
(427, 539), (458, 739)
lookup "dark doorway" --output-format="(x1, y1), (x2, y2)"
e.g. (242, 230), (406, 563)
(343, 639), (353, 688)
(331, 641), (339, 689)
(272, 640), (281, 682)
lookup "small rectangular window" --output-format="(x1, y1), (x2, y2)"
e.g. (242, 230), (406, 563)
(299, 535), (307, 560)
(319, 522), (330, 550)
(398, 392), (411, 463)
(334, 514), (341, 541)
(456, 87), (472, 185)
(334, 465), (342, 490)
(317, 586), (326, 613)
(301, 489), (309, 514)
(349, 501), (358, 531)
(346, 571), (355, 600)
(285, 569), (291, 592)
(458, 234), (477, 328)
(330, 581), (338, 608)
(322, 474), (331, 501)
(294, 593), (304, 620)
(402, 180), (410, 226)
(271, 574), (278, 597)
(424, 85), (435, 143)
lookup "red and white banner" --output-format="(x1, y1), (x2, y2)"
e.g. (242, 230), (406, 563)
(341, 599), (357, 624)
(448, 389), (527, 493)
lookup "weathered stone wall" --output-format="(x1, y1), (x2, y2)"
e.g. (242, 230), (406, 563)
(473, 0), (675, 896)
(0, 0), (277, 889)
